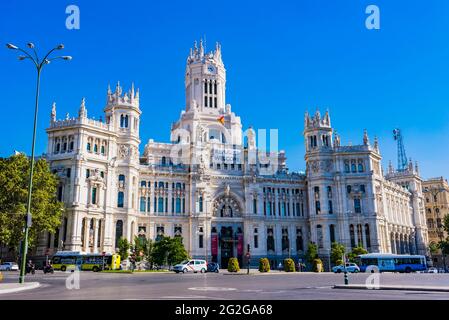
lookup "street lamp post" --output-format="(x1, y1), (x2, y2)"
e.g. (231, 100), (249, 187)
(6, 42), (71, 284)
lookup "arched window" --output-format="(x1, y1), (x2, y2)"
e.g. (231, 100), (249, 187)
(344, 162), (350, 173)
(69, 141), (74, 151)
(358, 163), (364, 172)
(119, 174), (125, 183)
(115, 220), (123, 248)
(349, 225), (355, 248)
(365, 224), (371, 248)
(86, 143), (91, 152)
(101, 145), (105, 155)
(94, 144), (98, 153)
(316, 225), (323, 248)
(117, 192), (124, 208)
(140, 197), (146, 212)
(351, 163), (357, 172)
(161, 156), (166, 166)
(140, 181), (147, 188)
(329, 224), (336, 244)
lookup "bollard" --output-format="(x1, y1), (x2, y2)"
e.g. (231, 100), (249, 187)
(344, 270), (349, 285)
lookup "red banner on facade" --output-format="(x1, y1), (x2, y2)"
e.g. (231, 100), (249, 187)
(237, 234), (243, 256)
(211, 234), (218, 256)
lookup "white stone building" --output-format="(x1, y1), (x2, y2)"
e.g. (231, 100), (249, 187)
(37, 40), (428, 268)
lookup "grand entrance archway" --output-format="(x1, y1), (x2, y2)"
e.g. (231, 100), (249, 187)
(210, 187), (244, 268)
(211, 225), (244, 268)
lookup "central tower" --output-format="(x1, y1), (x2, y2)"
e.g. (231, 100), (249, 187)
(185, 39), (226, 114)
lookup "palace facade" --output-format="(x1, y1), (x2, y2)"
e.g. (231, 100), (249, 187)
(37, 41), (429, 268)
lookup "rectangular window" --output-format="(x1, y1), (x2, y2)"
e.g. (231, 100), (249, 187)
(354, 198), (361, 213)
(264, 201), (267, 216)
(66, 168), (71, 178)
(86, 169), (90, 178)
(91, 187), (97, 205)
(204, 96), (208, 107)
(253, 199), (257, 214)
(254, 235), (259, 249)
(199, 234), (204, 248)
(57, 186), (63, 202)
(140, 197), (146, 212)
(329, 200), (333, 214)
(118, 192), (124, 208)
(315, 201), (321, 214)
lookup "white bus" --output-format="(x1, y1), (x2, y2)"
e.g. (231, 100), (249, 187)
(357, 253), (427, 273)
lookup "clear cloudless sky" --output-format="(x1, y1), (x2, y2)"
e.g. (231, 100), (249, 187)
(1, 0), (448, 179)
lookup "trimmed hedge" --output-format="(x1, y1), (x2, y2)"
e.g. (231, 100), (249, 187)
(284, 258), (295, 272)
(259, 258), (270, 272)
(313, 258), (323, 272)
(227, 257), (240, 272)
(335, 259), (344, 266)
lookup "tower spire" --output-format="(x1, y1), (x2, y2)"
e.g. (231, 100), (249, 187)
(50, 102), (56, 123)
(79, 97), (87, 118)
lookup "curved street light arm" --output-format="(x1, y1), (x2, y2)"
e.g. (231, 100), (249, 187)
(16, 47), (38, 68)
(39, 47), (59, 69)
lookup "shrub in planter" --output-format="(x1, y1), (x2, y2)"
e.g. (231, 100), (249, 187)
(313, 258), (323, 272)
(259, 258), (270, 272)
(227, 257), (240, 272)
(284, 258), (295, 272)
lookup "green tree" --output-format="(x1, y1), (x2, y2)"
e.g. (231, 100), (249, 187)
(429, 242), (440, 255)
(152, 236), (189, 267)
(143, 238), (155, 268)
(305, 242), (318, 264)
(132, 236), (146, 262)
(330, 242), (346, 266)
(0, 154), (63, 259)
(348, 245), (368, 263)
(118, 237), (130, 260)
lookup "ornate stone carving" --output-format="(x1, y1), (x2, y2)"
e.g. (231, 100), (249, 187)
(118, 144), (130, 159)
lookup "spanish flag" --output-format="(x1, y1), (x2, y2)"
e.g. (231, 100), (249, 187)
(217, 115), (225, 125)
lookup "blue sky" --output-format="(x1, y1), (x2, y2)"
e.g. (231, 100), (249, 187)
(1, 0), (449, 179)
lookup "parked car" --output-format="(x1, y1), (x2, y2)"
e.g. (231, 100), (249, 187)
(0, 262), (19, 271)
(207, 262), (220, 273)
(426, 267), (438, 273)
(332, 263), (360, 273)
(173, 259), (207, 273)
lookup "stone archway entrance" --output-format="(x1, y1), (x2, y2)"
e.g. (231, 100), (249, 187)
(210, 189), (244, 268)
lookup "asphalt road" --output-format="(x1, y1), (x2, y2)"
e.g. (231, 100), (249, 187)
(2, 270), (449, 300)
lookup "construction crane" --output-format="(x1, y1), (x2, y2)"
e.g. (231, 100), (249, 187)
(393, 128), (408, 171)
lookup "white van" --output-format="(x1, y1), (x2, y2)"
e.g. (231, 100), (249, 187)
(173, 259), (207, 273)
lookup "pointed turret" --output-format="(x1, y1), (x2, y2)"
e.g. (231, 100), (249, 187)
(323, 110), (331, 126)
(50, 102), (56, 123)
(199, 38), (204, 57)
(374, 136), (379, 152)
(79, 97), (87, 118)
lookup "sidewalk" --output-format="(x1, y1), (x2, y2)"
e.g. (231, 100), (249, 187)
(221, 269), (333, 275)
(0, 282), (40, 295)
(333, 284), (449, 292)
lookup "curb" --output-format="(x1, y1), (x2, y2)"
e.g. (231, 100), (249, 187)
(333, 284), (449, 292)
(0, 282), (40, 295)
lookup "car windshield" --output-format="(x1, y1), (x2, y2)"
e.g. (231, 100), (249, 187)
(180, 260), (189, 265)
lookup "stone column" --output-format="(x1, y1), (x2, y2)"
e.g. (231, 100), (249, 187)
(83, 217), (89, 252)
(93, 219), (99, 253)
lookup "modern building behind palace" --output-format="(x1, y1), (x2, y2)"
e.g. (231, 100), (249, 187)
(37, 40), (429, 268)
